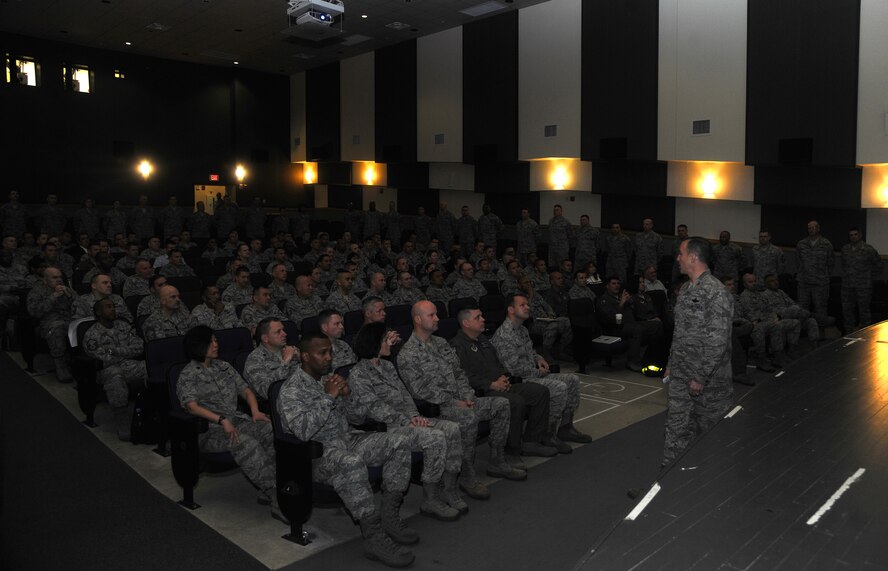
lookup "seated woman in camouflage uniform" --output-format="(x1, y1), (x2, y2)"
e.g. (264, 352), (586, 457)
(175, 325), (283, 522)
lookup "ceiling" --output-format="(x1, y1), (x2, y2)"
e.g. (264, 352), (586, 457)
(0, 0), (549, 75)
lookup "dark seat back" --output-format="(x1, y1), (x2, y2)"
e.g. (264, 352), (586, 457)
(344, 309), (364, 335)
(384, 304), (412, 327)
(146, 335), (187, 386)
(448, 297), (475, 319)
(166, 276), (202, 293)
(434, 318), (459, 340)
(214, 327), (253, 365)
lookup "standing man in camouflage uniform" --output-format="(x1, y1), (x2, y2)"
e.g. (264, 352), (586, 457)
(83, 298), (147, 440)
(398, 301), (525, 500)
(189, 201), (213, 240)
(662, 237), (733, 466)
(796, 220), (834, 321)
(413, 206), (433, 251)
(435, 203), (457, 255)
(840, 227), (883, 332)
(455, 206), (478, 258)
(634, 218), (663, 276)
(750, 230), (784, 284)
(277, 333), (417, 567)
(244, 197), (266, 240)
(547, 205), (574, 269)
(243, 317), (300, 401)
(478, 203), (503, 256)
(384, 201), (403, 250)
(516, 208), (540, 266)
(711, 230), (744, 281)
(363, 201), (384, 242)
(38, 194), (67, 237)
(492, 294), (592, 449)
(26, 266), (75, 381)
(574, 215), (600, 274)
(104, 201), (129, 242)
(157, 195), (185, 240)
(603, 223), (633, 285)
(129, 194), (155, 245)
(0, 190), (28, 238)
(671, 224), (689, 285)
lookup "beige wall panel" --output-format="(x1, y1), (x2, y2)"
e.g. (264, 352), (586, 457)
(857, 0), (888, 164)
(675, 197), (761, 243)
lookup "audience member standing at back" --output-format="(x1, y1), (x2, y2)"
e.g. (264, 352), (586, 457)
(604, 223), (633, 285)
(547, 204), (573, 269)
(750, 230), (784, 284)
(796, 220), (834, 321)
(634, 218), (663, 277)
(840, 227), (883, 333)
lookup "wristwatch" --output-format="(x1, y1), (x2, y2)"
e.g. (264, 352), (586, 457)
(217, 414), (226, 425)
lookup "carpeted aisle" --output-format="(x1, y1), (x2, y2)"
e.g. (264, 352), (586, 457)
(282, 413), (667, 571)
(0, 351), (265, 571)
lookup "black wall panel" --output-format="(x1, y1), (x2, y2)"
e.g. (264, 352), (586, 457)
(387, 163), (428, 189)
(475, 163), (530, 194)
(463, 12), (518, 164)
(327, 184), (362, 210)
(746, 0), (860, 166)
(317, 162), (352, 186)
(306, 62), (340, 162)
(375, 40), (417, 164)
(754, 166), (862, 209)
(484, 192), (540, 226)
(581, 0), (659, 162)
(600, 194), (675, 233)
(761, 205), (865, 249)
(397, 189), (440, 218)
(592, 161), (667, 197)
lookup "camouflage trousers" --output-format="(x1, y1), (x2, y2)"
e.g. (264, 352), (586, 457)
(390, 418), (463, 483)
(439, 396), (510, 480)
(548, 245), (569, 269)
(732, 321), (753, 375)
(797, 283), (830, 319)
(200, 417), (276, 491)
(314, 431), (411, 521)
(662, 379), (733, 466)
(0, 294), (18, 320)
(97, 359), (148, 408)
(750, 319), (799, 356)
(530, 317), (573, 350)
(778, 307), (820, 341)
(575, 251), (596, 275)
(529, 373), (580, 430)
(39, 319), (69, 358)
(841, 286), (872, 332)
(604, 261), (629, 285)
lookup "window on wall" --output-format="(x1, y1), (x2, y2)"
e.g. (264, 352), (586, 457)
(5, 54), (40, 86)
(63, 64), (93, 93)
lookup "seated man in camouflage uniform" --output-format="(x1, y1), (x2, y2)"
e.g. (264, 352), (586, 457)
(325, 269), (363, 314)
(389, 271), (426, 307)
(424, 270), (452, 306)
(136, 274), (167, 317)
(122, 259), (153, 299)
(285, 275), (325, 330)
(318, 308), (357, 370)
(26, 266), (75, 381)
(72, 273), (133, 323)
(544, 271), (570, 317)
(721, 277), (755, 384)
(177, 325), (282, 522)
(277, 333), (417, 568)
(142, 285), (196, 342)
(450, 262), (487, 302)
(517, 275), (573, 362)
(739, 272), (801, 369)
(365, 271), (393, 305)
(268, 263), (295, 304)
(398, 301), (525, 501)
(215, 259), (242, 292)
(158, 249), (197, 278)
(82, 252), (128, 289)
(243, 317), (300, 402)
(500, 259), (523, 297)
(568, 270), (596, 301)
(115, 242), (142, 271)
(492, 294), (592, 449)
(83, 298), (148, 440)
(191, 285), (241, 330)
(222, 267), (254, 307)
(596, 276), (663, 372)
(763, 274), (820, 345)
(349, 322), (463, 520)
(240, 286), (286, 336)
(474, 258), (498, 282)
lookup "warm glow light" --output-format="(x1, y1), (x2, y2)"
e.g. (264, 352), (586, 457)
(303, 162), (317, 185)
(137, 160), (153, 179)
(364, 164), (377, 186)
(882, 185), (888, 207)
(235, 164), (247, 183)
(550, 166), (570, 190)
(701, 173), (718, 198)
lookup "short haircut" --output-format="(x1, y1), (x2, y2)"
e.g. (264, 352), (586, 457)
(684, 236), (712, 267)
(90, 273), (109, 285)
(317, 308), (341, 326)
(149, 274), (166, 290)
(362, 296), (384, 312)
(456, 304), (480, 323)
(201, 284), (217, 297)
(677, 224), (688, 230)
(235, 267), (250, 277)
(298, 332), (328, 353)
(353, 322), (387, 360)
(92, 297), (113, 316)
(505, 293), (526, 308)
(255, 317), (282, 344)
(183, 325), (215, 362)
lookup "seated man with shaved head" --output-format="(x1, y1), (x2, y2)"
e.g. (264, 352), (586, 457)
(190, 284), (240, 330)
(142, 285), (196, 341)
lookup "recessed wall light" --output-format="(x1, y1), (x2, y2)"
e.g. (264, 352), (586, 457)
(361, 14), (368, 18)
(233, 61), (239, 65)
(125, 41), (132, 46)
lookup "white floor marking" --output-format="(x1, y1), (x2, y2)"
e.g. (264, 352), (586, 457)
(724, 405), (742, 418)
(806, 468), (866, 526)
(626, 482), (661, 521)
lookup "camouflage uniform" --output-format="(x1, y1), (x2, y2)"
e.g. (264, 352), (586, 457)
(363, 210), (384, 241)
(214, 203), (240, 239)
(26, 283), (74, 358)
(413, 214), (434, 250)
(344, 210), (363, 240)
(72, 292), (132, 323)
(122, 275), (149, 299)
(240, 303), (285, 331)
(82, 320), (147, 407)
(738, 287), (800, 356)
(516, 218), (541, 264)
(157, 206), (185, 239)
(527, 294), (573, 351)
(840, 240), (883, 330)
(269, 281), (296, 304)
(38, 204), (67, 236)
(763, 288), (819, 341)
(750, 243), (785, 283)
(500, 275), (520, 297)
(244, 206), (266, 240)
(597, 291), (664, 365)
(129, 206), (155, 243)
(349, 358), (462, 482)
(451, 277), (486, 302)
(325, 288), (362, 314)
(191, 302), (241, 330)
(142, 306), (196, 341)
(634, 231), (663, 274)
(385, 211), (403, 248)
(158, 263), (197, 278)
(796, 236), (834, 318)
(455, 215), (478, 257)
(178, 360), (276, 491)
(712, 242), (744, 280)
(397, 333), (510, 481)
(425, 284), (453, 305)
(277, 367), (411, 520)
(221, 284), (254, 306)
(663, 270), (734, 466)
(491, 318), (580, 430)
(243, 343), (297, 401)
(575, 225), (600, 272)
(189, 210), (213, 239)
(284, 294), (325, 328)
(0, 201), (28, 238)
(435, 210), (457, 253)
(136, 294), (160, 317)
(82, 266), (128, 289)
(291, 212), (311, 240)
(389, 287), (426, 307)
(547, 216), (574, 268)
(478, 213), (504, 253)
(603, 233), (633, 284)
(568, 284), (596, 301)
(331, 338), (358, 371)
(529, 270), (550, 293)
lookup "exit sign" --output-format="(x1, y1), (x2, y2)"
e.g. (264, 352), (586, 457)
(209, 174), (219, 182)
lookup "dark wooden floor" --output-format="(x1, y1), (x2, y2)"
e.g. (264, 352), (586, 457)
(577, 321), (888, 570)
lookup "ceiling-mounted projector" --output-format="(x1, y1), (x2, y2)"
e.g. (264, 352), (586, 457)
(287, 0), (345, 25)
